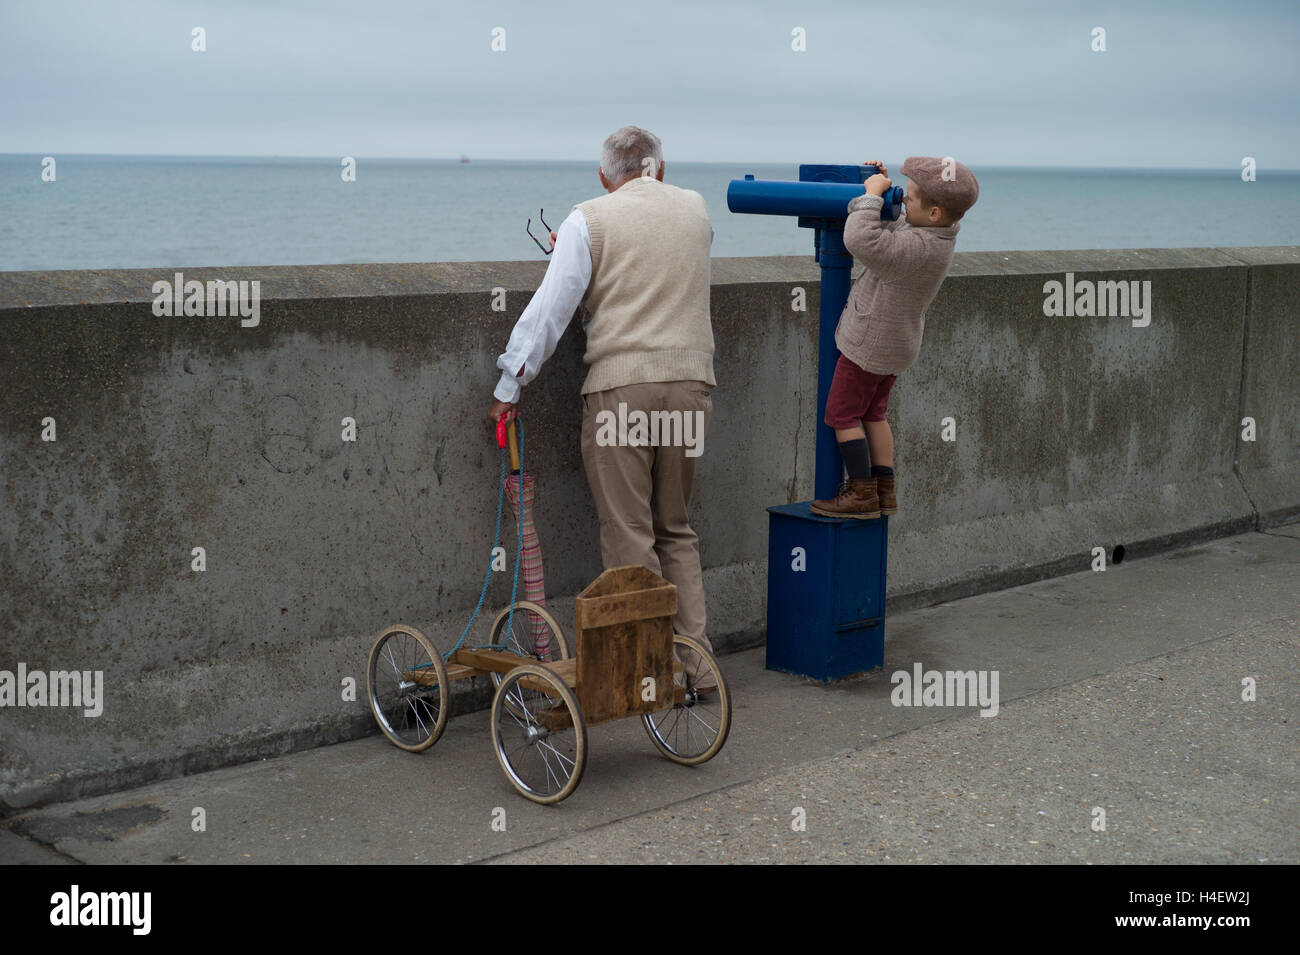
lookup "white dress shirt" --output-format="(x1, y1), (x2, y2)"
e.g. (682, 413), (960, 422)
(493, 195), (714, 405)
(493, 209), (592, 404)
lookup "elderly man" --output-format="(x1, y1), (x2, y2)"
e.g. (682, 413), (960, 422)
(487, 125), (717, 682)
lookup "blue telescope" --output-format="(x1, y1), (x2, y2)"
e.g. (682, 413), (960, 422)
(728, 162), (898, 683)
(727, 165), (903, 224)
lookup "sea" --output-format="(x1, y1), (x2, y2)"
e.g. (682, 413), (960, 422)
(2, 154), (1297, 272)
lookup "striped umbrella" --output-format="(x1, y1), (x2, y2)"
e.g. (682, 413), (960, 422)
(501, 417), (552, 661)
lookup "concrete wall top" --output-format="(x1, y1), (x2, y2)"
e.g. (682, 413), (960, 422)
(6, 247), (1295, 311)
(0, 256), (820, 309)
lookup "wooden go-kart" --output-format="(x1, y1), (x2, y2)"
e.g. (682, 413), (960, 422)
(365, 566), (731, 804)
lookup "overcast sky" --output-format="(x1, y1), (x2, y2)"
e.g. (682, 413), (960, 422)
(2, 0), (1297, 168)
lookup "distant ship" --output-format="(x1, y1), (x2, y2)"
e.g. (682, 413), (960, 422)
(459, 154), (470, 163)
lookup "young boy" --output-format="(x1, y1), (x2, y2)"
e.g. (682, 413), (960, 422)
(811, 156), (979, 519)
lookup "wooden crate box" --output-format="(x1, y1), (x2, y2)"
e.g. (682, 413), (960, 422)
(573, 565), (677, 724)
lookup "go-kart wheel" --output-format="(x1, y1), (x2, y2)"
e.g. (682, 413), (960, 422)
(366, 624), (449, 752)
(642, 634), (731, 765)
(491, 664), (586, 805)
(489, 600), (569, 662)
(488, 600), (570, 712)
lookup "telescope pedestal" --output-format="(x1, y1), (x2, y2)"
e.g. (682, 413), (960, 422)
(765, 503), (887, 681)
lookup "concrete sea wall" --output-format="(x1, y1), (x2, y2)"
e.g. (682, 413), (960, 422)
(1, 247), (1296, 809)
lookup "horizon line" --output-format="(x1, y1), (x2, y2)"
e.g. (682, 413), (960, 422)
(1, 152), (1295, 173)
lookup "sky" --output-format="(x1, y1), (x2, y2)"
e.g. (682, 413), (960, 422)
(1, 0), (1298, 169)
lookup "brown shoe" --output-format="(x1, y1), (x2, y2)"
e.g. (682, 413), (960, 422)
(676, 667), (718, 695)
(875, 473), (897, 515)
(810, 478), (880, 519)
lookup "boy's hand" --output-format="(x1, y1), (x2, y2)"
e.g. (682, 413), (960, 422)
(863, 159), (888, 178)
(865, 173), (892, 197)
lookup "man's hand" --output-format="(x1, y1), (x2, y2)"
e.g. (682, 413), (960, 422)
(865, 173), (892, 197)
(863, 159), (888, 178)
(489, 399), (517, 425)
(548, 230), (557, 249)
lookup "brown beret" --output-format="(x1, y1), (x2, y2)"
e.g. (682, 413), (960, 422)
(900, 156), (979, 215)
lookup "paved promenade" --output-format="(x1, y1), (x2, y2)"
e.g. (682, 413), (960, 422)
(2, 527), (1295, 865)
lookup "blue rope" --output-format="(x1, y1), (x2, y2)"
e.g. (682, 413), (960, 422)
(439, 418), (526, 661)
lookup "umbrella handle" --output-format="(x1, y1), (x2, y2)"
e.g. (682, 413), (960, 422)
(507, 418), (521, 473)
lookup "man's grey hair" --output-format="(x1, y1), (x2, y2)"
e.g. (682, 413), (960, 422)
(600, 126), (663, 185)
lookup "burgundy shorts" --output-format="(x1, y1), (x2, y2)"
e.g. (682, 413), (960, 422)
(824, 355), (897, 427)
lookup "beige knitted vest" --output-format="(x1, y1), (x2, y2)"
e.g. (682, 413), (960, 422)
(574, 176), (715, 395)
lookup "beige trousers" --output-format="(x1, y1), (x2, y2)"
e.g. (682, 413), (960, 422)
(580, 380), (714, 655)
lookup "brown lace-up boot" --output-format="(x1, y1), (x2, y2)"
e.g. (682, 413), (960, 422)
(875, 472), (897, 516)
(810, 478), (880, 519)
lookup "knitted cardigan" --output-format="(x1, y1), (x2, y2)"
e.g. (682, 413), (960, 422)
(836, 192), (959, 376)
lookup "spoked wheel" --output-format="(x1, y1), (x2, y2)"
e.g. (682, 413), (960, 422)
(488, 600), (570, 714)
(489, 600), (569, 666)
(643, 634), (731, 765)
(491, 664), (586, 804)
(366, 625), (450, 752)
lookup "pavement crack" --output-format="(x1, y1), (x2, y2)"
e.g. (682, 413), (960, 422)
(788, 318), (804, 504)
(2, 823), (86, 865)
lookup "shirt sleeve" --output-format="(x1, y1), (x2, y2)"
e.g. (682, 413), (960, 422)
(883, 210), (909, 233)
(493, 209), (592, 404)
(842, 193), (924, 283)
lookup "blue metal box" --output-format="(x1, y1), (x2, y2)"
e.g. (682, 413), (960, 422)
(766, 502), (888, 681)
